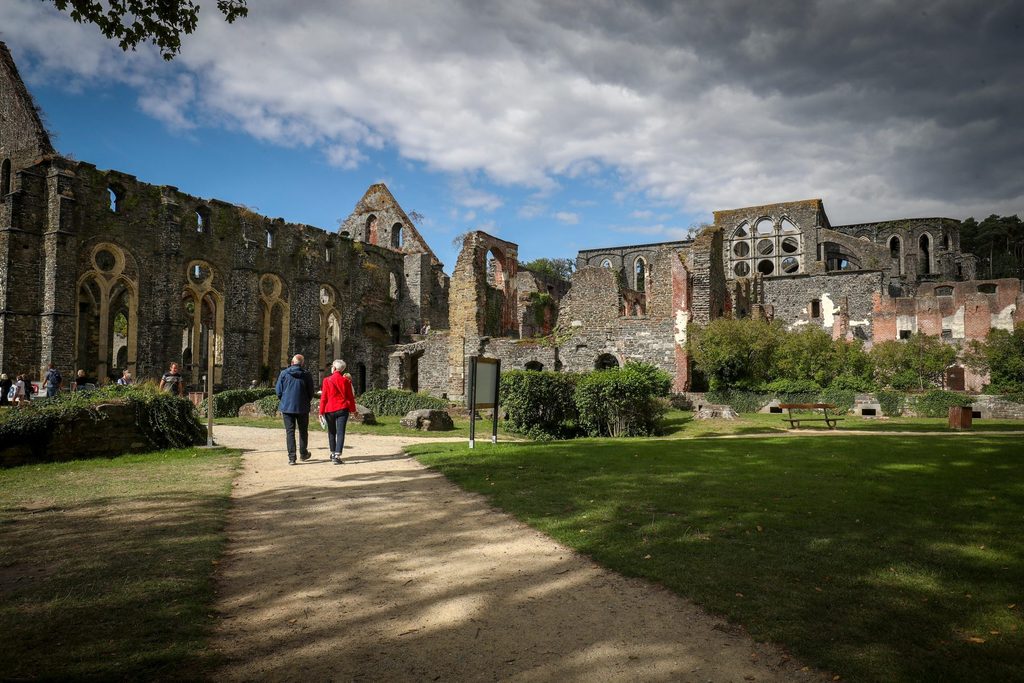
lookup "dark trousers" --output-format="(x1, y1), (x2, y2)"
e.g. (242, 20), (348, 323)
(282, 413), (310, 458)
(326, 409), (350, 454)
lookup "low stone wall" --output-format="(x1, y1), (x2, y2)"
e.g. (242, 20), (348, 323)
(0, 402), (201, 467)
(972, 395), (1024, 419)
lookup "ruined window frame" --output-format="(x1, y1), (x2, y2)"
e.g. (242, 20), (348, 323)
(0, 158), (10, 199)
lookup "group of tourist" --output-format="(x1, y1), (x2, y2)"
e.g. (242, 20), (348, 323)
(275, 354), (357, 466)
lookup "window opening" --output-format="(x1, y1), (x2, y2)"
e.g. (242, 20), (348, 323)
(919, 234), (931, 274)
(899, 330), (912, 340)
(757, 259), (774, 275)
(734, 262), (750, 277)
(978, 283), (997, 294)
(755, 218), (774, 236)
(600, 258), (612, 268)
(810, 299), (821, 318)
(108, 185), (124, 213)
(634, 258), (646, 292)
(595, 353), (619, 370)
(391, 222), (403, 249)
(0, 158), (10, 198)
(266, 230), (274, 249)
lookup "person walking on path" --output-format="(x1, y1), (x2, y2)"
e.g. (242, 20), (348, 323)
(159, 363), (185, 396)
(117, 370), (133, 386)
(319, 359), (357, 464)
(43, 364), (63, 398)
(12, 374), (27, 408)
(276, 354), (314, 465)
(0, 373), (12, 407)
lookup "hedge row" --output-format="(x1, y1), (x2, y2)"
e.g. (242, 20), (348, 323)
(0, 383), (204, 450)
(704, 388), (975, 418)
(359, 389), (448, 416)
(500, 362), (672, 440)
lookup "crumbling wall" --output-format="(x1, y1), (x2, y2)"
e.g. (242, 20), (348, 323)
(0, 42), (54, 168)
(762, 271), (884, 338)
(871, 278), (1023, 342)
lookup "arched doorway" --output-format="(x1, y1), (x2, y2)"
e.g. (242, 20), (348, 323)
(595, 353), (619, 370)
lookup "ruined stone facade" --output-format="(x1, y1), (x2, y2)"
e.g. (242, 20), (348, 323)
(2, 43), (1020, 399)
(1, 43), (445, 391)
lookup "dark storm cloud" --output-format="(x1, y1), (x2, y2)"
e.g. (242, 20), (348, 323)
(3, 0), (1022, 220)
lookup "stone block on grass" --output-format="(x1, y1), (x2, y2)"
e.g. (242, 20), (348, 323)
(400, 409), (454, 431)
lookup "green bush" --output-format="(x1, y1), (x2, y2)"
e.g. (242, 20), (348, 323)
(197, 387), (276, 418)
(254, 394), (280, 416)
(757, 379), (822, 394)
(705, 390), (773, 414)
(574, 362), (672, 437)
(818, 387), (857, 414)
(359, 389), (448, 416)
(0, 384), (204, 455)
(877, 390), (905, 417)
(500, 370), (579, 440)
(830, 374), (877, 392)
(910, 390), (973, 418)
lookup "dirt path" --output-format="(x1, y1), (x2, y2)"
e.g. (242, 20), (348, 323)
(210, 425), (825, 682)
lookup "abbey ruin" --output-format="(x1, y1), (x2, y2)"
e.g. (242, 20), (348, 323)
(2, 42), (1021, 397)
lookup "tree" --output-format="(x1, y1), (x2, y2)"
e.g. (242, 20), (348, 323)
(964, 324), (1024, 393)
(959, 214), (1024, 280)
(47, 0), (248, 60)
(521, 258), (574, 281)
(869, 333), (957, 391)
(686, 317), (783, 390)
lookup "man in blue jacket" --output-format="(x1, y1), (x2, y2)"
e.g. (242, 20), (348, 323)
(275, 354), (315, 465)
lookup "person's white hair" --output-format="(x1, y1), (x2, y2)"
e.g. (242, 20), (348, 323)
(332, 359), (347, 373)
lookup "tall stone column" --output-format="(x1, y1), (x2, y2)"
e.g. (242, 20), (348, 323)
(39, 167), (79, 378)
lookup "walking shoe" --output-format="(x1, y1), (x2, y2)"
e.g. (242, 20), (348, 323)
(288, 459), (296, 466)
(334, 457), (344, 465)
(300, 451), (312, 461)
(329, 453), (337, 463)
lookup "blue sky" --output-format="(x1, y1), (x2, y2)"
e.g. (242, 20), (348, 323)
(4, 1), (1022, 272)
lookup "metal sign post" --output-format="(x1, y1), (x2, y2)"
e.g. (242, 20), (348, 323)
(468, 357), (477, 449)
(206, 331), (215, 447)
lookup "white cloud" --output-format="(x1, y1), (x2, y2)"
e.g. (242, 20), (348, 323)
(554, 211), (580, 225)
(3, 0), (1023, 222)
(630, 210), (653, 219)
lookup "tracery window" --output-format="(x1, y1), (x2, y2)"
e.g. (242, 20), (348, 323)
(729, 217), (801, 278)
(76, 243), (138, 383)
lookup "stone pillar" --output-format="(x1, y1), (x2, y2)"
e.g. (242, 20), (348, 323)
(38, 167), (79, 378)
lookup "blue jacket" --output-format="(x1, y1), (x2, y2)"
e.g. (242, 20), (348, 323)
(275, 363), (314, 414)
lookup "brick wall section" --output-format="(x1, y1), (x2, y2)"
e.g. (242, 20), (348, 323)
(871, 278), (1023, 342)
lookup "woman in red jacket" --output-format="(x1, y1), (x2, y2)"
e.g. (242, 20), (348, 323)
(319, 359), (357, 464)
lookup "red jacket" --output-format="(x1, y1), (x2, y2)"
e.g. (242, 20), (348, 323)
(319, 372), (356, 415)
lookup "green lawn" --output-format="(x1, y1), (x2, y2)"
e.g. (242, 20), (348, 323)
(657, 409), (1024, 438)
(0, 447), (242, 680)
(215, 413), (510, 439)
(408, 434), (1024, 682)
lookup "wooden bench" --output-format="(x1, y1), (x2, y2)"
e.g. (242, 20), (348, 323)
(778, 403), (844, 429)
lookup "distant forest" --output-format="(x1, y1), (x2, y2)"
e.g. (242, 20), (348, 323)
(960, 215), (1024, 280)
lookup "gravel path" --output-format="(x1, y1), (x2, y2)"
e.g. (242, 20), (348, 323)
(210, 425), (825, 682)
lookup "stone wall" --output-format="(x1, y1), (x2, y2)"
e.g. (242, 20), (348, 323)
(0, 401), (200, 467)
(763, 270), (885, 337)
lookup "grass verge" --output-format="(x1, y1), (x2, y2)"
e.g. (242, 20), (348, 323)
(408, 434), (1024, 682)
(215, 414), (509, 439)
(0, 447), (242, 680)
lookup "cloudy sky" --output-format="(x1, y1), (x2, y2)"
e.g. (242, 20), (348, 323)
(2, 0), (1022, 268)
